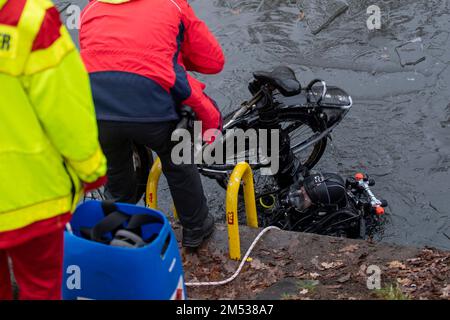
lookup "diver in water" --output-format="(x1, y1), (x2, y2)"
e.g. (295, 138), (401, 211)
(283, 172), (349, 213)
(258, 167), (387, 238)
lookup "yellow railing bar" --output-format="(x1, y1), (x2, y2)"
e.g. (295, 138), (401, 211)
(146, 157), (178, 219)
(146, 157), (162, 209)
(226, 162), (258, 260)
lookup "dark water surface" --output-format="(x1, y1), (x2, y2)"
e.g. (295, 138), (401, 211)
(57, 0), (450, 250)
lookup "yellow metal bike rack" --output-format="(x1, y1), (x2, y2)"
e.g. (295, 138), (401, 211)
(226, 162), (259, 260)
(146, 157), (161, 209)
(147, 159), (258, 260)
(146, 157), (178, 219)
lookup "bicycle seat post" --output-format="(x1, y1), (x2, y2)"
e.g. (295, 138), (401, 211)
(256, 85), (277, 125)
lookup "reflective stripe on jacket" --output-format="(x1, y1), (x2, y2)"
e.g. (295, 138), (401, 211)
(0, 0), (107, 233)
(79, 0), (225, 137)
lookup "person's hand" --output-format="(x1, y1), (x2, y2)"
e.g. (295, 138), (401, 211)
(202, 96), (223, 144)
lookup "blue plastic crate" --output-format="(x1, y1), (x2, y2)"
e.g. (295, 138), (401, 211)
(62, 201), (185, 300)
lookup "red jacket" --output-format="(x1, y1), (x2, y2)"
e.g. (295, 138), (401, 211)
(80, 0), (225, 140)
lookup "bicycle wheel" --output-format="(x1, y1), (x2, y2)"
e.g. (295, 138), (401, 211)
(279, 109), (327, 169)
(82, 143), (153, 203)
(213, 107), (328, 195)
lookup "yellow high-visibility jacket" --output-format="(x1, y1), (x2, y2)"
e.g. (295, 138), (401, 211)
(0, 0), (107, 233)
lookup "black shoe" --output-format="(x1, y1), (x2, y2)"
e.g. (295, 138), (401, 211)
(182, 214), (215, 248)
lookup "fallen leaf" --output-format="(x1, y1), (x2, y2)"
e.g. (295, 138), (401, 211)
(358, 264), (367, 277)
(309, 272), (320, 279)
(311, 256), (323, 270)
(250, 258), (267, 270)
(278, 260), (292, 267)
(259, 249), (272, 256)
(321, 261), (344, 269)
(388, 260), (407, 269)
(291, 269), (306, 278)
(397, 278), (413, 286)
(339, 244), (359, 253)
(299, 289), (309, 295)
(326, 285), (342, 290)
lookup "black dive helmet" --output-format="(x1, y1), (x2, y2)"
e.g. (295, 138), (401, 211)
(303, 172), (348, 208)
(284, 172), (348, 212)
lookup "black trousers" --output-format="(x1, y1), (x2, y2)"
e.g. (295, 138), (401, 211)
(97, 120), (209, 229)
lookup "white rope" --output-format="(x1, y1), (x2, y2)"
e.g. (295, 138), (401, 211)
(185, 226), (281, 287)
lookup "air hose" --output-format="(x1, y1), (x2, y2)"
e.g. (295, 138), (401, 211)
(185, 226), (281, 287)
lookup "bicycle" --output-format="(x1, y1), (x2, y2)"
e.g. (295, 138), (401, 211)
(85, 66), (387, 238)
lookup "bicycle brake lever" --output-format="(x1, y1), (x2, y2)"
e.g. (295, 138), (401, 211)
(176, 116), (190, 130)
(176, 106), (196, 130)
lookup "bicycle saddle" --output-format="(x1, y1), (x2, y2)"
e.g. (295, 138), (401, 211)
(253, 66), (302, 97)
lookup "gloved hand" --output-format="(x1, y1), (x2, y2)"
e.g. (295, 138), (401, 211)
(182, 74), (223, 144)
(202, 96), (223, 144)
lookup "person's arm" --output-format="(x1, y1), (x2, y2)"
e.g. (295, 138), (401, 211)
(20, 6), (106, 187)
(180, 1), (225, 74)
